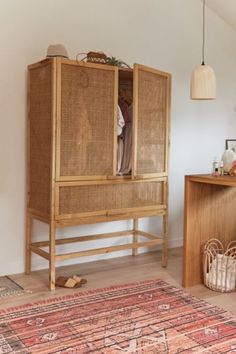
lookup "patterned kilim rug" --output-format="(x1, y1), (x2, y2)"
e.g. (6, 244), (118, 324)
(0, 276), (30, 298)
(0, 279), (235, 353)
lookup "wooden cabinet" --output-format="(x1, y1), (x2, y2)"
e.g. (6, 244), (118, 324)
(26, 58), (171, 290)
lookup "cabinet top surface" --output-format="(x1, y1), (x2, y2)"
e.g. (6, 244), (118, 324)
(185, 174), (236, 186)
(28, 58), (171, 77)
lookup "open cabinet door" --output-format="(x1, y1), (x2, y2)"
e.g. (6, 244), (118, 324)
(132, 64), (171, 179)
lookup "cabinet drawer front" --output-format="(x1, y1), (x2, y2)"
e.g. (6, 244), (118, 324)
(57, 180), (164, 218)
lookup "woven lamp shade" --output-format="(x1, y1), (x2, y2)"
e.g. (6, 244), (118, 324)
(190, 64), (216, 100)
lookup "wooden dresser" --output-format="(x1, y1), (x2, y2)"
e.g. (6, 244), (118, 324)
(26, 58), (171, 290)
(183, 174), (236, 287)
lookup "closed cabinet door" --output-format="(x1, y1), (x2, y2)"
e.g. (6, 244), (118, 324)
(56, 60), (118, 181)
(132, 64), (171, 178)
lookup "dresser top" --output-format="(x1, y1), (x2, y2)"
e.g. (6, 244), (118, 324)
(185, 174), (236, 187)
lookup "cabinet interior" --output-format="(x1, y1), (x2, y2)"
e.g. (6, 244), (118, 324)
(117, 68), (133, 177)
(118, 68), (133, 106)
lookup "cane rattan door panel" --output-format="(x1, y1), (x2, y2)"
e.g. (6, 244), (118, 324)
(28, 61), (53, 216)
(57, 180), (164, 219)
(57, 61), (117, 180)
(133, 64), (170, 177)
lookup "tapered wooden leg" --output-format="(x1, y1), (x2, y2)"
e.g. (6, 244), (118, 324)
(49, 222), (56, 291)
(162, 214), (168, 267)
(25, 213), (32, 275)
(132, 219), (138, 256)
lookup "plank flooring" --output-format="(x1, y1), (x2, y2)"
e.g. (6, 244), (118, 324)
(1, 248), (235, 314)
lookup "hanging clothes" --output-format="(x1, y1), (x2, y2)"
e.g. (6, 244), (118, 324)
(119, 121), (132, 175)
(118, 97), (131, 124)
(117, 105), (125, 136)
(117, 105), (125, 173)
(117, 136), (124, 173)
(116, 97), (133, 175)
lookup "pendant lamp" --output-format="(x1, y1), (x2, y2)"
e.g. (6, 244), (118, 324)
(190, 0), (216, 100)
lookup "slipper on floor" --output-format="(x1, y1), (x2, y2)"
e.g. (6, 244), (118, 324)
(72, 275), (87, 285)
(55, 276), (82, 288)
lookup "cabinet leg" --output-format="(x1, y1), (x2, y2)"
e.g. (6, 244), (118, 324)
(49, 222), (56, 291)
(25, 213), (32, 275)
(162, 214), (168, 267)
(132, 219), (138, 256)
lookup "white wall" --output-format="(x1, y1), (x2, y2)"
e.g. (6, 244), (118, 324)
(0, 0), (236, 275)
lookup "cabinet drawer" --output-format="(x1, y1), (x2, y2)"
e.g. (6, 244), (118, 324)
(56, 180), (165, 219)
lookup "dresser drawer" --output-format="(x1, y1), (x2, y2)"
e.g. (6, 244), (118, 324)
(56, 179), (165, 219)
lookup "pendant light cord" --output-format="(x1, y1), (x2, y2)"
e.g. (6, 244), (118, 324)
(202, 0), (205, 65)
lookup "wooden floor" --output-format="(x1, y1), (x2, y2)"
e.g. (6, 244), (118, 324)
(1, 247), (236, 314)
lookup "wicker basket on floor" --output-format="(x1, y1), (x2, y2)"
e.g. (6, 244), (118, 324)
(203, 239), (236, 292)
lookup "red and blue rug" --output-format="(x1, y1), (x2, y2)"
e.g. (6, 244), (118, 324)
(0, 279), (235, 353)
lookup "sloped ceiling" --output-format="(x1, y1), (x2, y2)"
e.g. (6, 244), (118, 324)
(206, 0), (236, 31)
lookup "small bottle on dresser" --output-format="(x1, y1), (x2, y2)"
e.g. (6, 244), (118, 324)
(212, 157), (220, 177)
(220, 160), (224, 176)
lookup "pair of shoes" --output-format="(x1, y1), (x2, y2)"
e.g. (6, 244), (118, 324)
(55, 275), (87, 288)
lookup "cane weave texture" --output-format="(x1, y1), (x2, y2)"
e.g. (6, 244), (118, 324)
(28, 63), (52, 215)
(136, 70), (167, 175)
(59, 181), (163, 215)
(60, 64), (115, 177)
